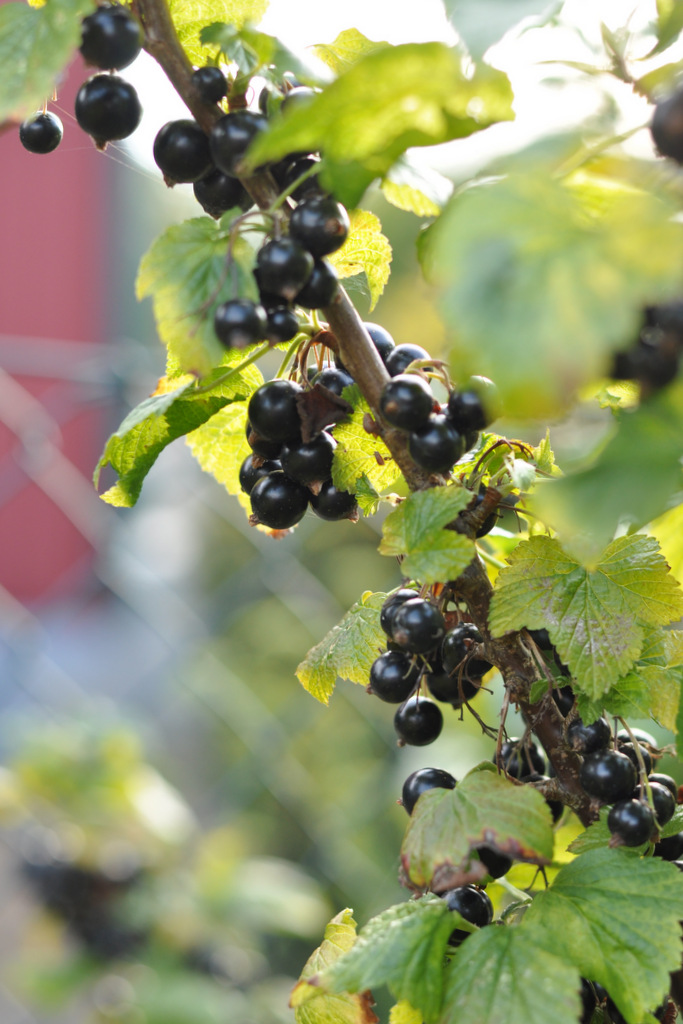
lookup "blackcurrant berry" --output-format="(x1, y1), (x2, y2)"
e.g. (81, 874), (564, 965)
(266, 307), (300, 344)
(394, 696), (443, 746)
(392, 598), (445, 654)
(477, 846), (512, 879)
(608, 799), (656, 847)
(655, 832), (683, 860)
(379, 374), (435, 432)
(290, 196), (350, 257)
(280, 432), (336, 485)
(364, 322), (396, 363)
(648, 781), (676, 826)
(369, 650), (420, 703)
(616, 727), (657, 748)
(209, 111), (268, 176)
(75, 74), (142, 144)
(648, 773), (677, 799)
(245, 420), (281, 459)
(311, 366), (354, 395)
(552, 684), (575, 716)
(310, 481), (358, 521)
(19, 111), (63, 154)
(278, 155), (325, 201)
(281, 86), (319, 115)
(214, 298), (267, 349)
(651, 86), (683, 164)
(567, 717), (611, 755)
(401, 767), (456, 815)
(385, 343), (431, 377)
(580, 750), (637, 803)
(408, 414), (465, 475)
(256, 238), (314, 302)
(426, 663), (481, 706)
(496, 738), (546, 779)
(441, 623), (492, 679)
(193, 167), (252, 218)
(618, 742), (653, 777)
(192, 66), (228, 104)
(295, 259), (339, 308)
(239, 454), (281, 495)
(380, 589), (419, 639)
(443, 885), (493, 943)
(250, 471), (309, 530)
(153, 119), (212, 184)
(248, 380), (303, 443)
(79, 3), (142, 70)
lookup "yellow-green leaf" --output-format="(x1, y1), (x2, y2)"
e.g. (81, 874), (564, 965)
(168, 0), (268, 64)
(389, 1001), (423, 1024)
(312, 28), (388, 75)
(331, 388), (402, 496)
(328, 210), (392, 311)
(185, 400), (252, 518)
(379, 487), (474, 585)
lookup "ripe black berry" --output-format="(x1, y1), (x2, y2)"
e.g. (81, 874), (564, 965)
(380, 589), (419, 639)
(19, 111), (63, 154)
(608, 799), (656, 847)
(250, 471), (309, 530)
(649, 781), (676, 826)
(256, 238), (314, 302)
(248, 379), (303, 443)
(365, 322), (396, 363)
(580, 750), (637, 803)
(441, 623), (492, 679)
(649, 773), (677, 799)
(239, 454), (281, 494)
(392, 598), (445, 654)
(618, 742), (653, 777)
(192, 66), (228, 104)
(567, 717), (611, 755)
(394, 696), (443, 746)
(477, 846), (512, 879)
(379, 374), (434, 431)
(369, 651), (420, 703)
(214, 299), (267, 349)
(153, 119), (212, 184)
(401, 767), (456, 814)
(281, 86), (319, 115)
(616, 727), (657, 748)
(651, 86), (683, 164)
(277, 155), (324, 201)
(443, 885), (493, 942)
(385, 343), (431, 377)
(447, 388), (493, 433)
(310, 481), (358, 521)
(552, 684), (575, 716)
(75, 74), (142, 145)
(79, 4), (142, 70)
(311, 366), (354, 395)
(496, 738), (546, 779)
(408, 414), (465, 475)
(425, 657), (481, 705)
(209, 111), (268, 176)
(245, 420), (281, 459)
(193, 167), (252, 218)
(295, 259), (339, 308)
(290, 197), (350, 257)
(266, 307), (300, 344)
(280, 432), (336, 485)
(654, 832), (683, 860)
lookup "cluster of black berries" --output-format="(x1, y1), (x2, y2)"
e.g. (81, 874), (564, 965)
(611, 302), (683, 392)
(19, 3), (144, 154)
(379, 376), (495, 477)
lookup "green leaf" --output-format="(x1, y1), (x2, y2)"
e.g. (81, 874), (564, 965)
(401, 766), (554, 890)
(388, 1002), (423, 1024)
(136, 216), (258, 376)
(489, 535), (683, 700)
(328, 210), (392, 311)
(168, 0), (269, 64)
(290, 909), (378, 1024)
(381, 156), (453, 217)
(94, 365), (261, 507)
(0, 0), (93, 121)
(379, 488), (475, 585)
(420, 170), (683, 419)
(442, 0), (562, 58)
(524, 848), (683, 1023)
(322, 898), (456, 1024)
(533, 383), (683, 564)
(331, 388), (403, 496)
(650, 0), (683, 56)
(200, 23), (320, 85)
(353, 477), (382, 518)
(185, 400), (252, 517)
(246, 43), (514, 207)
(296, 591), (387, 705)
(651, 501), (683, 585)
(440, 926), (581, 1024)
(312, 28), (388, 74)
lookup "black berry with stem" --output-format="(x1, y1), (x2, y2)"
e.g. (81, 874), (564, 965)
(380, 589), (419, 639)
(280, 432), (336, 486)
(608, 799), (656, 847)
(245, 420), (281, 459)
(442, 623), (492, 678)
(256, 238), (314, 302)
(379, 374), (435, 432)
(443, 885), (493, 943)
(447, 389), (490, 433)
(311, 366), (355, 395)
(279, 155), (324, 201)
(567, 717), (611, 755)
(214, 299), (267, 350)
(193, 167), (252, 218)
(295, 259), (339, 308)
(192, 66), (227, 103)
(580, 750), (637, 803)
(250, 471), (309, 530)
(408, 414), (465, 475)
(618, 742), (653, 776)
(394, 696), (443, 746)
(654, 832), (683, 860)
(648, 781), (676, 826)
(239, 455), (281, 495)
(75, 74), (142, 145)
(310, 481), (358, 521)
(79, 3), (142, 70)
(266, 307), (299, 344)
(651, 86), (683, 164)
(426, 660), (481, 705)
(496, 738), (546, 779)
(649, 773), (677, 799)
(153, 120), (212, 184)
(477, 846), (512, 879)
(19, 112), (63, 154)
(401, 767), (456, 815)
(209, 111), (268, 176)
(616, 727), (657, 748)
(385, 343), (431, 377)
(369, 651), (420, 703)
(290, 196), (350, 257)
(248, 379), (303, 443)
(392, 598), (446, 654)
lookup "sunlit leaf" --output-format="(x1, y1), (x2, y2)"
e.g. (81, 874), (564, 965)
(381, 155), (453, 217)
(328, 210), (392, 311)
(312, 28), (388, 75)
(442, 0), (562, 58)
(168, 0), (269, 64)
(379, 487), (474, 584)
(331, 388), (403, 496)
